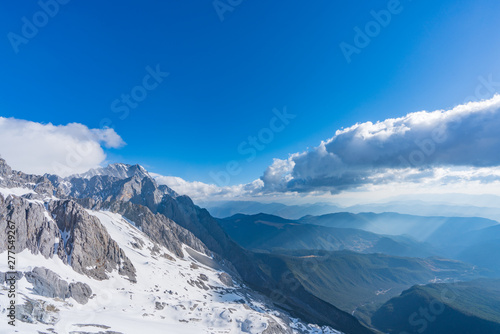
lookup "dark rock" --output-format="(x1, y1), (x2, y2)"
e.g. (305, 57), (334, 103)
(48, 200), (136, 282)
(218, 272), (234, 287)
(69, 282), (93, 304)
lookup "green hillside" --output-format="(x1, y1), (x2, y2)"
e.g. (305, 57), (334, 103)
(372, 279), (500, 334)
(253, 250), (481, 327)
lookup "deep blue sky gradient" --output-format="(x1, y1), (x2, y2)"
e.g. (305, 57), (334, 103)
(1, 0), (499, 183)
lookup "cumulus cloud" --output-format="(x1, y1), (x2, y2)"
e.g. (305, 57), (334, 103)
(0, 117), (125, 177)
(261, 95), (500, 193)
(149, 96), (500, 201)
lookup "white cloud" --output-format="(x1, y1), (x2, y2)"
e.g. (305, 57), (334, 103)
(149, 96), (500, 201)
(0, 117), (125, 177)
(262, 95), (500, 193)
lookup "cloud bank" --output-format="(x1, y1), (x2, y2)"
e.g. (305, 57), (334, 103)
(154, 96), (500, 201)
(0, 117), (125, 177)
(262, 95), (500, 194)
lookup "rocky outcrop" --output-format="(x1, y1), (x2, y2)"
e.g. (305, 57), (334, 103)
(0, 194), (136, 283)
(16, 296), (60, 325)
(0, 194), (63, 259)
(69, 282), (93, 304)
(48, 200), (136, 282)
(218, 272), (234, 287)
(0, 157), (62, 199)
(262, 317), (291, 334)
(24, 267), (93, 304)
(106, 200), (209, 257)
(25, 267), (70, 299)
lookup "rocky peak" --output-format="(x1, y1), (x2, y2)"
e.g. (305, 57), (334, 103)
(0, 157), (12, 177)
(75, 163), (151, 180)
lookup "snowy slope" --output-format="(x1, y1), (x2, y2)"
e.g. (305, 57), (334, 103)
(0, 194), (342, 334)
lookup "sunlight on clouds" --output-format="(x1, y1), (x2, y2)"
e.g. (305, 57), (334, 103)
(0, 117), (125, 177)
(154, 95), (500, 203)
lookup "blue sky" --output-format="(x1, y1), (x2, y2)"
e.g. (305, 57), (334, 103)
(1, 0), (500, 187)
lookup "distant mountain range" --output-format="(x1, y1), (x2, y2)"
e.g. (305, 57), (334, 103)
(201, 199), (500, 222)
(218, 213), (438, 258)
(200, 200), (343, 220)
(218, 212), (500, 273)
(216, 211), (500, 331)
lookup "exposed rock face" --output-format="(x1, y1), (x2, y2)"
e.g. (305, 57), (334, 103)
(0, 194), (63, 258)
(106, 200), (209, 258)
(69, 282), (93, 304)
(0, 157), (12, 176)
(0, 194), (136, 283)
(48, 200), (136, 282)
(24, 267), (93, 304)
(64, 171), (248, 274)
(16, 297), (60, 325)
(262, 317), (291, 334)
(0, 157), (62, 199)
(218, 272), (234, 287)
(25, 267), (70, 299)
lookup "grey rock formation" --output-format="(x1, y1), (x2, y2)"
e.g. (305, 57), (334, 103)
(262, 317), (292, 334)
(48, 200), (136, 282)
(25, 267), (70, 300)
(0, 192), (136, 283)
(16, 296), (60, 325)
(155, 301), (166, 310)
(105, 200), (209, 258)
(218, 272), (234, 287)
(24, 267), (92, 304)
(0, 194), (63, 258)
(69, 282), (93, 304)
(0, 157), (61, 199)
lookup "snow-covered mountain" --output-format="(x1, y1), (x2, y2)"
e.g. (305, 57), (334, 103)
(0, 159), (356, 334)
(74, 163), (151, 181)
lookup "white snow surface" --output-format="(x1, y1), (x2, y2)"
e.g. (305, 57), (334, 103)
(0, 186), (35, 198)
(0, 204), (343, 334)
